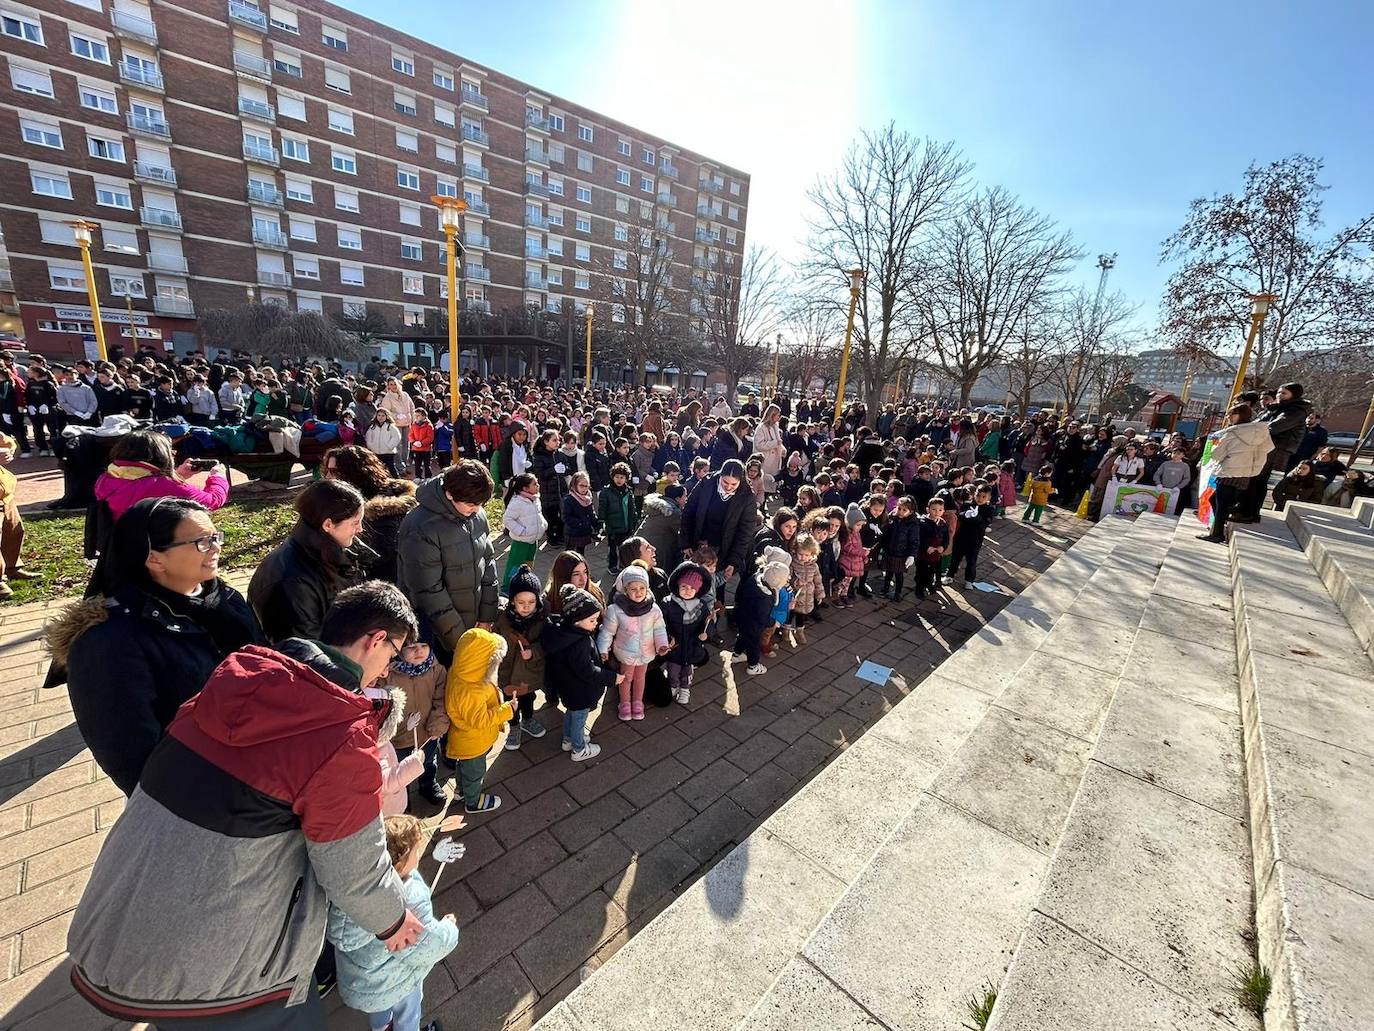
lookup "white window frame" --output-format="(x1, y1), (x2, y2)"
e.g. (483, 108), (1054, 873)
(102, 227), (139, 254)
(69, 32), (109, 63)
(576, 185), (592, 204)
(391, 52), (414, 76)
(20, 118), (62, 149)
(292, 256), (320, 280)
(575, 215), (591, 233)
(10, 63), (53, 97)
(281, 135), (310, 162)
(79, 82), (118, 114)
(400, 238), (422, 260)
(324, 66), (350, 94)
(398, 202), (422, 226)
(327, 107), (353, 135)
(87, 134), (124, 161)
(95, 182), (132, 209)
(575, 272), (590, 290)
(433, 68), (454, 91)
(336, 226), (362, 250)
(547, 177), (564, 197)
(321, 24), (348, 51)
(339, 262), (364, 286)
(617, 139), (631, 157)
(2, 9), (44, 44)
(396, 167), (420, 191)
(331, 150), (356, 175)
(395, 128), (418, 153)
(285, 177), (312, 202)
(269, 3), (298, 32)
(109, 272), (145, 298)
(335, 187), (359, 212)
(289, 216), (316, 241)
(577, 124), (593, 142)
(730, 181), (741, 196)
(276, 93), (306, 121)
(640, 176), (654, 193)
(616, 168), (630, 186)
(49, 265), (87, 291)
(574, 243), (590, 263)
(31, 169), (73, 198)
(434, 179), (457, 199)
(402, 272), (423, 294)
(548, 113), (564, 132)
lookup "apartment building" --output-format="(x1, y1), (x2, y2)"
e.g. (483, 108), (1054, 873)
(0, 0), (750, 359)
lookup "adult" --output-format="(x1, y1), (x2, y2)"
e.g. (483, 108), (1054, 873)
(530, 429), (567, 546)
(751, 405), (786, 479)
(710, 417), (751, 470)
(751, 506), (799, 559)
(851, 426), (886, 477)
(50, 498), (263, 795)
(378, 378), (416, 464)
(248, 479), (376, 642)
(1271, 461), (1324, 511)
(543, 550), (605, 614)
(1241, 382), (1311, 520)
(677, 458), (761, 581)
(396, 460), (500, 658)
(1289, 412), (1328, 470)
(313, 372), (354, 420)
(1199, 403), (1274, 543)
(633, 488), (684, 562)
(67, 582), (424, 1029)
(1326, 469), (1373, 508)
(948, 418), (978, 468)
(322, 445), (418, 584)
(93, 430), (230, 522)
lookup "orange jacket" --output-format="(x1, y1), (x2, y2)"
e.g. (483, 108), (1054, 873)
(408, 421), (435, 453)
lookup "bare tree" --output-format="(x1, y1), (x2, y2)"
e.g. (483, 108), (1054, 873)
(1001, 308), (1058, 414)
(779, 300), (843, 396)
(1087, 339), (1141, 414)
(594, 198), (682, 385)
(1276, 344), (1374, 416)
(916, 186), (1081, 404)
(692, 244), (786, 396)
(332, 306), (394, 351)
(1161, 155), (1374, 385)
(201, 302), (361, 361)
(803, 124), (971, 421)
(1044, 286), (1138, 413)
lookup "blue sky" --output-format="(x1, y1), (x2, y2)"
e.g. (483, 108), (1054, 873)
(342, 0), (1373, 335)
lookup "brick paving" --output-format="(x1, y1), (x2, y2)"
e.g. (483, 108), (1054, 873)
(0, 495), (1088, 1031)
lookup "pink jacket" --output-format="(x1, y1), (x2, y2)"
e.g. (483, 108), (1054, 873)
(94, 461), (231, 521)
(839, 531), (868, 577)
(999, 471), (1017, 505)
(378, 739), (425, 816)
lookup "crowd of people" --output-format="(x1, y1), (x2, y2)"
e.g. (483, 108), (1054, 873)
(5, 339), (1366, 1031)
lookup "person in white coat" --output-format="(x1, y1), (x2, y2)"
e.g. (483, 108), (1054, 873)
(752, 404), (787, 479)
(1199, 402), (1274, 542)
(378, 379), (415, 465)
(365, 408), (403, 476)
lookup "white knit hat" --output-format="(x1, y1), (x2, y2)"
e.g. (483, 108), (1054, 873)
(762, 560), (790, 591)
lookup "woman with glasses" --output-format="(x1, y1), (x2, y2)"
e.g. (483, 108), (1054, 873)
(47, 497), (263, 795)
(248, 479), (377, 643)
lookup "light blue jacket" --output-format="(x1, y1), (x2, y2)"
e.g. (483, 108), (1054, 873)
(326, 868), (460, 1014)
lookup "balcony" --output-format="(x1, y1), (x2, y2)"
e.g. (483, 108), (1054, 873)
(694, 228), (715, 243)
(141, 206), (183, 230)
(463, 197), (490, 217)
(247, 181), (283, 207)
(524, 212), (548, 230)
(243, 140), (279, 166)
(232, 50), (271, 80)
(112, 8), (158, 44)
(660, 164), (680, 180)
(227, 0), (267, 31)
(154, 295), (195, 316)
(238, 97), (275, 122)
(657, 192), (678, 207)
(658, 220), (677, 234)
(119, 62), (164, 92)
(525, 273), (549, 291)
(252, 225), (287, 249)
(127, 111), (171, 139)
(525, 147), (550, 167)
(525, 113), (550, 133)
(699, 179), (723, 194)
(523, 181), (549, 198)
(257, 269), (291, 287)
(147, 252), (188, 273)
(463, 163), (489, 183)
(134, 161), (177, 187)
(525, 243), (547, 260)
(692, 255), (716, 270)
(461, 125), (489, 147)
(460, 87), (488, 112)
(696, 203), (712, 217)
(0, 271), (14, 291)
(463, 233), (490, 251)
(464, 264), (490, 282)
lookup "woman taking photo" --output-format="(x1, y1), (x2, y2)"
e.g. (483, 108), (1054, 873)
(50, 498), (263, 795)
(93, 430), (230, 523)
(248, 479), (377, 641)
(321, 444), (418, 584)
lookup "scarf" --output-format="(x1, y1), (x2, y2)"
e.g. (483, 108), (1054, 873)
(717, 480), (737, 501)
(569, 488), (594, 508)
(668, 594), (705, 622)
(612, 590), (655, 617)
(505, 602), (544, 634)
(392, 652), (436, 678)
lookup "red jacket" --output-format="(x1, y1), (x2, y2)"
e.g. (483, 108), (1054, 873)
(408, 421), (435, 453)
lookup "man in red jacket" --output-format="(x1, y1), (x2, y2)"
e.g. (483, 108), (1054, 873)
(68, 581), (427, 1030)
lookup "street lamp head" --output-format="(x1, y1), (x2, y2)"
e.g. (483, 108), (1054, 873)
(584, 303), (594, 321)
(67, 219), (97, 247)
(1097, 253), (1117, 272)
(246, 285), (256, 303)
(430, 194), (468, 231)
(847, 267), (865, 293)
(1250, 292), (1277, 317)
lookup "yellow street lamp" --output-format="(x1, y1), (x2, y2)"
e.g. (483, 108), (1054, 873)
(432, 194), (468, 421)
(67, 219), (108, 362)
(833, 267), (864, 427)
(1227, 292), (1278, 407)
(583, 303), (595, 391)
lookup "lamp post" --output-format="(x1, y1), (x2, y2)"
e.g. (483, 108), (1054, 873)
(771, 332), (781, 396)
(67, 219), (108, 362)
(432, 194), (468, 421)
(1227, 292), (1278, 407)
(833, 267), (864, 426)
(583, 303), (595, 391)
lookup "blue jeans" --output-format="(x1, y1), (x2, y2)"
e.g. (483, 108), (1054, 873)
(563, 708), (589, 751)
(368, 984), (422, 1031)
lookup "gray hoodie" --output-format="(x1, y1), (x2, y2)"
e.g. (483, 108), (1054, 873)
(58, 380), (97, 420)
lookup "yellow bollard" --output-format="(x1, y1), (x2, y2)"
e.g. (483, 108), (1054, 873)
(1075, 490), (1091, 519)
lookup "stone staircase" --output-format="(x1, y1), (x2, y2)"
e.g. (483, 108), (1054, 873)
(531, 505), (1374, 1031)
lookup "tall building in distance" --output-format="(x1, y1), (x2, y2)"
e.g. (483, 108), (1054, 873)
(0, 0), (750, 361)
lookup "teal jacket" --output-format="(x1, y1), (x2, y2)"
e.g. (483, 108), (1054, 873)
(597, 483), (640, 537)
(326, 867), (459, 1013)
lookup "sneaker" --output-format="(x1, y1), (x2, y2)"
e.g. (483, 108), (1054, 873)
(523, 719), (547, 739)
(418, 781), (447, 805)
(315, 969), (337, 1000)
(729, 652), (747, 664)
(631, 702), (645, 720)
(856, 582), (873, 599)
(618, 702), (633, 721)
(16, 452), (30, 460)
(571, 742), (601, 762)
(463, 793), (501, 814)
(420, 1020), (444, 1031)
(562, 737), (574, 752)
(8, 568), (40, 581)
(503, 729), (522, 751)
(0, 583), (11, 600)
(941, 575), (954, 585)
(746, 663), (768, 676)
(674, 687), (691, 704)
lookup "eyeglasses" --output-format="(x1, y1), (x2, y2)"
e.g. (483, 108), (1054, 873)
(158, 531), (225, 554)
(380, 635), (406, 661)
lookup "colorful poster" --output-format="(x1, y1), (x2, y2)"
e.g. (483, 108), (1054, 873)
(1103, 481), (1179, 517)
(1196, 435), (1220, 527)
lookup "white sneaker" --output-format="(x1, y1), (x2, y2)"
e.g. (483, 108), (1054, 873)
(673, 687), (690, 704)
(571, 742), (601, 762)
(729, 652), (747, 664)
(746, 663), (768, 676)
(561, 738), (573, 752)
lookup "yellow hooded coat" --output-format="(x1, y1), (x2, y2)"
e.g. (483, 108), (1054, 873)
(444, 628), (513, 761)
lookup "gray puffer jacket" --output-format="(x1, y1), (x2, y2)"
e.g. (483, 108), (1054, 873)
(397, 478), (499, 651)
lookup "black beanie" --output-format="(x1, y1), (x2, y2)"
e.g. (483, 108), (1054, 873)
(508, 564), (542, 603)
(560, 585), (601, 624)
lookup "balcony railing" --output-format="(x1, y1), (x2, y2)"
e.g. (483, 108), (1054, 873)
(696, 203), (711, 217)
(133, 161), (177, 186)
(460, 87), (488, 111)
(112, 8), (159, 43)
(660, 164), (680, 179)
(525, 243), (547, 259)
(525, 113), (550, 133)
(692, 255), (716, 269)
(147, 252), (188, 273)
(699, 179), (722, 193)
(256, 269), (291, 286)
(247, 181), (283, 207)
(463, 197), (490, 216)
(243, 141), (280, 166)
(525, 274), (549, 291)
(232, 51), (271, 79)
(525, 147), (550, 166)
(227, 0), (267, 30)
(127, 111), (171, 139)
(238, 97), (275, 122)
(140, 206), (182, 230)
(119, 62), (164, 91)
(252, 226), (287, 249)
(658, 220), (677, 234)
(463, 163), (489, 182)
(464, 265), (490, 282)
(461, 125), (489, 147)
(0, 272), (14, 292)
(524, 181), (549, 198)
(524, 212), (548, 230)
(463, 233), (490, 250)
(154, 295), (196, 316)
(466, 299), (491, 313)
(694, 229), (715, 243)
(657, 192), (677, 207)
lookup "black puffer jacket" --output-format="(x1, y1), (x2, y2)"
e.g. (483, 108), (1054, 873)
(678, 474), (762, 573)
(49, 580), (264, 795)
(531, 444), (564, 501)
(660, 562), (713, 668)
(396, 478), (500, 652)
(247, 522), (376, 643)
(361, 480), (418, 584)
(1264, 397), (1314, 454)
(880, 514), (919, 560)
(562, 492), (600, 542)
(584, 446), (613, 492)
(733, 572), (775, 635)
(541, 616), (617, 712)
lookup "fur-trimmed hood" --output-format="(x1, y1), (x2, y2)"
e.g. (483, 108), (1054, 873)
(365, 480), (418, 521)
(44, 597), (112, 667)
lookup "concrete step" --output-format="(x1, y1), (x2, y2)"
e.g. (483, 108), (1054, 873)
(1352, 495), (1374, 529)
(532, 517), (1141, 1031)
(990, 513), (1258, 1030)
(1228, 515), (1374, 1031)
(1284, 501), (1374, 662)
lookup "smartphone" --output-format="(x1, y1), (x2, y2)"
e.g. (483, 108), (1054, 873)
(186, 458), (219, 472)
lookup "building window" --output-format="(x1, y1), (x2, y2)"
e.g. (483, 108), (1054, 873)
(321, 25), (347, 50)
(277, 93), (305, 120)
(96, 183), (132, 209)
(109, 273), (145, 297)
(331, 151), (356, 175)
(399, 202), (421, 226)
(577, 152), (593, 173)
(2, 10), (43, 43)
(730, 181), (741, 196)
(337, 226), (361, 249)
(328, 108), (353, 134)
(10, 64), (53, 97)
(615, 197), (630, 214)
(433, 68), (454, 90)
(296, 294), (322, 313)
(575, 243), (590, 262)
(269, 3), (298, 32)
(339, 263), (364, 285)
(576, 186), (592, 204)
(87, 135), (124, 161)
(49, 265), (87, 291)
(402, 273), (423, 294)
(20, 119), (62, 149)
(577, 124), (592, 142)
(614, 224), (628, 242)
(394, 92), (416, 117)
(70, 33), (110, 62)
(435, 141), (456, 164)
(285, 178), (312, 202)
(640, 176), (654, 193)
(575, 272), (589, 290)
(547, 237), (563, 256)
(391, 53), (414, 76)
(396, 167), (419, 191)
(102, 227), (139, 253)
(31, 170), (72, 198)
(435, 179), (457, 198)
(616, 168), (630, 186)
(548, 143), (564, 165)
(434, 103), (455, 128)
(613, 251), (627, 270)
(324, 66), (350, 94)
(728, 205), (739, 221)
(575, 216), (591, 233)
(548, 268), (562, 286)
(547, 178), (564, 197)
(39, 218), (73, 245)
(273, 54), (302, 78)
(617, 139), (630, 157)
(293, 256), (319, 280)
(548, 209), (564, 228)
(281, 136), (309, 161)
(401, 239), (422, 260)
(335, 187), (359, 212)
(548, 113), (564, 132)
(641, 147), (654, 165)
(289, 217), (315, 241)
(396, 129), (418, 153)
(726, 230), (737, 245)
(79, 83), (118, 113)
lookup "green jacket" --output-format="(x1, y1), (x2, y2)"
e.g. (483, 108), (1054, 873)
(597, 483), (639, 537)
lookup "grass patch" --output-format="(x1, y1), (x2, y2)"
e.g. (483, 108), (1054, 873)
(1236, 961), (1271, 1018)
(962, 982), (998, 1030)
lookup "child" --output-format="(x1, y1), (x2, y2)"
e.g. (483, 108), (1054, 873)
(731, 548), (790, 675)
(598, 563), (669, 720)
(542, 586), (622, 760)
(949, 486), (994, 587)
(692, 544), (726, 646)
(494, 565), (548, 751)
(562, 471), (600, 553)
(598, 462), (639, 575)
(794, 484), (821, 519)
(787, 533), (825, 642)
(998, 460), (1018, 517)
(859, 494), (887, 597)
(880, 497), (918, 601)
(937, 489), (960, 583)
(409, 409), (434, 480)
(915, 497), (948, 598)
(367, 683), (426, 816)
(327, 813), (459, 1031)
(445, 627), (520, 814)
(500, 473), (546, 591)
(906, 464), (935, 513)
(661, 562), (713, 704)
(432, 414), (454, 469)
(760, 546), (793, 656)
(381, 640), (450, 806)
(801, 511), (833, 623)
(367, 409), (402, 475)
(834, 504), (868, 608)
(1022, 465), (1053, 524)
